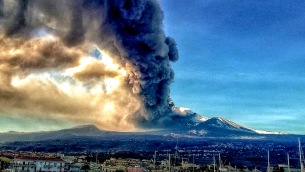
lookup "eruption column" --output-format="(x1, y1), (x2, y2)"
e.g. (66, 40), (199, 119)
(0, 0), (179, 130)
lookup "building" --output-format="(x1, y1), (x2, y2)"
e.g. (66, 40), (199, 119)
(10, 156), (65, 172)
(68, 163), (82, 172)
(274, 164), (301, 172)
(101, 165), (125, 172)
(89, 162), (101, 172)
(101, 158), (144, 172)
(127, 166), (147, 172)
(181, 160), (198, 169)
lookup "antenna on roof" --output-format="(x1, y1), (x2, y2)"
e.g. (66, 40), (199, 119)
(267, 150), (271, 172)
(154, 151), (157, 170)
(168, 152), (171, 172)
(213, 155), (216, 172)
(299, 138), (304, 172)
(174, 137), (179, 171)
(287, 153), (290, 172)
(219, 153), (222, 169)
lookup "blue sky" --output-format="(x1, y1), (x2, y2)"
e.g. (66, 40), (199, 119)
(161, 0), (305, 134)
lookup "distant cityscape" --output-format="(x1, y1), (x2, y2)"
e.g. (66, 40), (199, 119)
(0, 138), (304, 172)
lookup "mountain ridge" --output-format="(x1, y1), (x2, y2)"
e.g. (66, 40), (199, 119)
(0, 106), (291, 143)
(170, 107), (288, 135)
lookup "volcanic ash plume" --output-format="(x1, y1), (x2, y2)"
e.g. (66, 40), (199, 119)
(0, 0), (179, 131)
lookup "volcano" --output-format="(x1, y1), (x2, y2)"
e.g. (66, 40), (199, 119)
(0, 106), (288, 143)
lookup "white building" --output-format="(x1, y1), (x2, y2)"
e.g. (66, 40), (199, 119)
(69, 163), (82, 172)
(10, 156), (65, 172)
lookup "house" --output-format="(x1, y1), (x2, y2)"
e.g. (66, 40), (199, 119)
(127, 166), (148, 172)
(101, 165), (125, 172)
(10, 156), (65, 172)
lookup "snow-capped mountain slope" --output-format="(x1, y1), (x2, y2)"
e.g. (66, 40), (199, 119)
(189, 117), (256, 137)
(170, 106), (286, 136)
(253, 129), (288, 135)
(203, 117), (254, 132)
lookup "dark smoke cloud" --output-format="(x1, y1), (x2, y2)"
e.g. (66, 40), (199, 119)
(0, 0), (180, 129)
(0, 0), (3, 17)
(5, 0), (29, 35)
(64, 0), (85, 46)
(165, 37), (179, 62)
(103, 0), (180, 123)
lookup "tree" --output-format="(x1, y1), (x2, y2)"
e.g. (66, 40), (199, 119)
(81, 163), (91, 172)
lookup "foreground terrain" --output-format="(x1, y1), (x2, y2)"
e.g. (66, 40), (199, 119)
(0, 124), (304, 170)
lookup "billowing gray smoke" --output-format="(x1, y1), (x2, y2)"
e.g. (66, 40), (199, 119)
(0, 0), (180, 129)
(0, 0), (3, 17)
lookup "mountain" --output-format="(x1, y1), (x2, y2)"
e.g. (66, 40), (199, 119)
(187, 117), (256, 137)
(0, 107), (290, 143)
(169, 107), (287, 137)
(0, 124), (111, 142)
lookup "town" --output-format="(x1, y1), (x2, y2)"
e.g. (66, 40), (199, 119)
(0, 143), (304, 172)
(1, 133), (304, 172)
